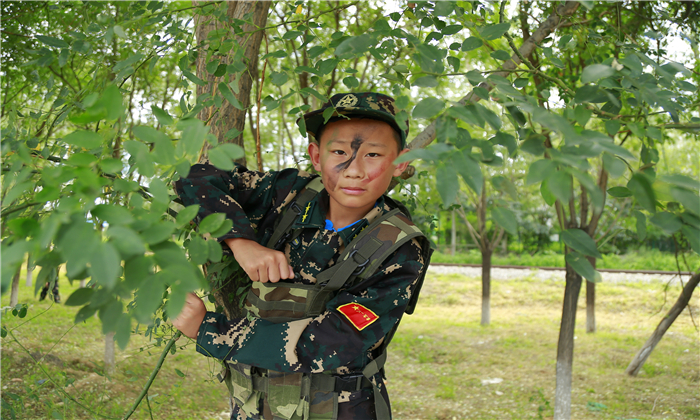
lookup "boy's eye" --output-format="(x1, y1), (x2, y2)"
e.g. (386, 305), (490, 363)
(367, 152), (380, 158)
(332, 150), (346, 156)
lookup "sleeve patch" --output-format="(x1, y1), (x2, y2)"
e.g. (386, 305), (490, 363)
(337, 303), (379, 331)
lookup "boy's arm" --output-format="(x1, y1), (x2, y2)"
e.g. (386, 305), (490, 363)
(225, 238), (294, 283)
(195, 238), (426, 373)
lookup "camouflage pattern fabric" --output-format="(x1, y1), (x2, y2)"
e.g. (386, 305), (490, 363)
(175, 163), (427, 420)
(302, 92), (409, 148)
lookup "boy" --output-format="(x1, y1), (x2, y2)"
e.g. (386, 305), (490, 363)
(174, 93), (430, 420)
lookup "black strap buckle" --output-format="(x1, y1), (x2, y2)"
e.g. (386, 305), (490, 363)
(334, 374), (367, 393)
(349, 249), (370, 276)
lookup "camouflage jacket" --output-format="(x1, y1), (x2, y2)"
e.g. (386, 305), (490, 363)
(175, 163), (427, 419)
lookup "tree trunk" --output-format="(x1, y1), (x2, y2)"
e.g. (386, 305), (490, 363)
(105, 332), (116, 375)
(586, 256), (596, 333)
(10, 268), (20, 307)
(626, 272), (700, 376)
(554, 264), (583, 420)
(451, 210), (457, 256)
(481, 248), (492, 326)
(193, 0), (271, 320)
(194, 0), (271, 165)
(25, 253), (33, 287)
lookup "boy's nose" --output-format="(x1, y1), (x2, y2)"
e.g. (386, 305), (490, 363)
(343, 156), (365, 178)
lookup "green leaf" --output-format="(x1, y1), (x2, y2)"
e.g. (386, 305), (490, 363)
(36, 35), (69, 49)
(527, 159), (557, 185)
(480, 23), (510, 41)
(681, 225), (700, 254)
(151, 105), (174, 126)
(208, 143), (245, 171)
(412, 97), (445, 119)
(605, 120), (621, 136)
(149, 178), (169, 205)
(581, 64), (616, 84)
(574, 106), (592, 127)
(607, 186), (633, 198)
(649, 212), (683, 235)
(176, 205), (200, 228)
(490, 50), (511, 61)
(670, 187), (700, 216)
(209, 219), (233, 238)
(106, 226), (146, 260)
(561, 229), (602, 258)
(64, 288), (94, 306)
(633, 210), (647, 241)
(436, 163), (459, 208)
(208, 239), (223, 263)
(412, 76), (438, 88)
(565, 252), (601, 283)
(453, 151), (482, 196)
(89, 242), (121, 290)
(91, 204), (134, 225)
(114, 53), (144, 73)
(124, 140), (155, 177)
(175, 369), (186, 378)
(182, 70), (207, 86)
(187, 235), (209, 265)
(441, 24), (463, 35)
(115, 314), (131, 350)
(141, 222), (175, 245)
(63, 130), (103, 149)
(133, 274), (164, 324)
(546, 171), (573, 204)
(334, 34), (373, 57)
(473, 103), (501, 130)
(627, 173), (656, 212)
(218, 82), (243, 110)
(659, 174), (700, 191)
(100, 158), (123, 174)
(491, 207), (518, 235)
(602, 153), (627, 179)
(199, 213), (226, 235)
(270, 71), (288, 86)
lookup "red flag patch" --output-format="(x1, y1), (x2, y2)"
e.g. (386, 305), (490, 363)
(337, 303), (379, 331)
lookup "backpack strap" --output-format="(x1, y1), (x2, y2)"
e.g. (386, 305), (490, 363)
(266, 177), (324, 250)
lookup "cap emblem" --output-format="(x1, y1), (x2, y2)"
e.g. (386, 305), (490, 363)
(336, 94), (358, 108)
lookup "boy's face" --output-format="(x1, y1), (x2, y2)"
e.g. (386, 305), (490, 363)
(308, 118), (409, 222)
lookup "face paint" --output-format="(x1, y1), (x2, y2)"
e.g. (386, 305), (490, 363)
(334, 136), (364, 173)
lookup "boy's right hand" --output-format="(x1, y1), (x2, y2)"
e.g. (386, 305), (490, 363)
(225, 238), (295, 283)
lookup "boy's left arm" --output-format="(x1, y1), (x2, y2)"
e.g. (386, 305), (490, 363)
(195, 238), (426, 373)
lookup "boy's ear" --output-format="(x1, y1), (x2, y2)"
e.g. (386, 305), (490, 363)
(392, 148), (411, 177)
(308, 142), (322, 172)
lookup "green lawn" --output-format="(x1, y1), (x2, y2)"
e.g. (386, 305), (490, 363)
(2, 268), (699, 419)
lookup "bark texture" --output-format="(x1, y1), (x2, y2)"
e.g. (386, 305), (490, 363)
(554, 265), (583, 420)
(625, 272), (700, 376)
(586, 256), (596, 333)
(194, 0), (272, 166)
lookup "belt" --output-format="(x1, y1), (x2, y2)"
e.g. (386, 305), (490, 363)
(248, 372), (372, 393)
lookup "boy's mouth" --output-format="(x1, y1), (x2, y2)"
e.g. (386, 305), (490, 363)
(340, 187), (365, 195)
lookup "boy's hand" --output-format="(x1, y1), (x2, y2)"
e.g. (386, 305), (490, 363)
(173, 293), (206, 339)
(225, 238), (294, 283)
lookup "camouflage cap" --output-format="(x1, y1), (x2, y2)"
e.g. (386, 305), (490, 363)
(302, 92), (409, 148)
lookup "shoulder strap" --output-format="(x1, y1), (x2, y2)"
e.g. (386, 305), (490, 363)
(266, 176), (324, 250)
(312, 207), (428, 308)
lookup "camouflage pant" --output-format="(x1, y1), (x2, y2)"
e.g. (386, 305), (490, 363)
(228, 388), (377, 420)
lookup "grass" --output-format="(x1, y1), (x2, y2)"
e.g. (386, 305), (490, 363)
(431, 248), (700, 272)
(2, 269), (699, 419)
